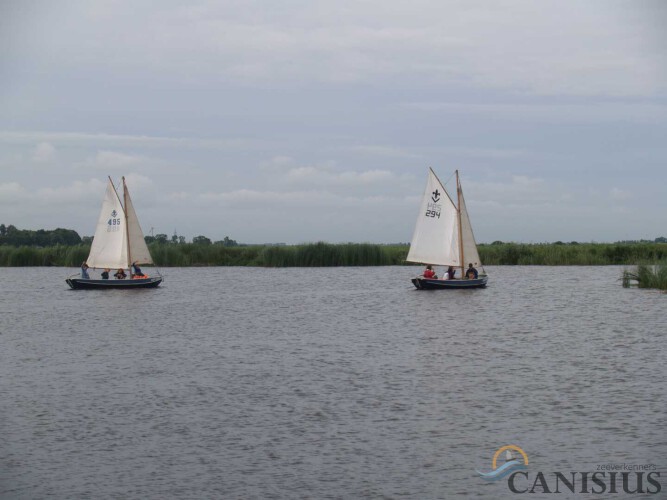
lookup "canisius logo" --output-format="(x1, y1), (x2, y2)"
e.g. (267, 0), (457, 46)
(476, 446), (661, 495)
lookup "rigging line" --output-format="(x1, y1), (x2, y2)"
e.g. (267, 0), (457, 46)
(442, 171), (456, 189)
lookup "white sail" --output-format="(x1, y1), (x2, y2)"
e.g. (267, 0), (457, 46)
(406, 169), (461, 266)
(458, 186), (482, 268)
(123, 179), (154, 265)
(86, 179), (128, 269)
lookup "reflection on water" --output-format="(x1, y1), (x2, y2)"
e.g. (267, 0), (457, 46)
(1, 266), (665, 498)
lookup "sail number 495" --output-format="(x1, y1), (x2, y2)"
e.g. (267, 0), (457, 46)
(107, 218), (121, 232)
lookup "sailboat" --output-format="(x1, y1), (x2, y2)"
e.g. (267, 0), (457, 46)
(66, 177), (162, 289)
(407, 168), (488, 289)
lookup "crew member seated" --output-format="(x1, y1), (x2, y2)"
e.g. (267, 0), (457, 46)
(423, 265), (437, 279)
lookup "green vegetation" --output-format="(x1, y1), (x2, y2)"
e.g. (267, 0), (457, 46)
(0, 244), (89, 266)
(0, 242), (407, 267)
(478, 241), (667, 265)
(1, 224), (666, 268)
(258, 243), (407, 267)
(0, 224), (81, 246)
(622, 264), (667, 291)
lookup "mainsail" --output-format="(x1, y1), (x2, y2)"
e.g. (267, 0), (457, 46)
(406, 168), (461, 266)
(407, 168), (484, 270)
(87, 179), (128, 269)
(86, 177), (153, 269)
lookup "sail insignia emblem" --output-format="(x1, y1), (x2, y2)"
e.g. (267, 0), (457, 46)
(111, 210), (117, 217)
(431, 189), (440, 203)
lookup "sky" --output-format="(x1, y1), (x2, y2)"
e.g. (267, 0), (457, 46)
(1, 0), (666, 244)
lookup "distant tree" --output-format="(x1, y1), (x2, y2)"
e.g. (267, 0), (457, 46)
(569, 241), (579, 245)
(491, 240), (504, 245)
(82, 236), (93, 244)
(656, 237), (667, 243)
(215, 236), (239, 247)
(178, 235), (186, 244)
(192, 235), (212, 245)
(145, 235), (156, 244)
(49, 228), (81, 245)
(0, 224), (6, 236)
(171, 233), (179, 244)
(0, 225), (80, 246)
(155, 233), (169, 244)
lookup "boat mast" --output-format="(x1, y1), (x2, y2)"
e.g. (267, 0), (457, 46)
(456, 170), (465, 278)
(122, 176), (132, 272)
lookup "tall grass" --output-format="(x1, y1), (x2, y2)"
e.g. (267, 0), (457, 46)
(0, 244), (89, 266)
(478, 242), (667, 266)
(258, 242), (406, 267)
(1, 242), (666, 267)
(622, 264), (667, 291)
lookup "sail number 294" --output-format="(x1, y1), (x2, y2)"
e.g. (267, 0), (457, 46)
(425, 209), (441, 219)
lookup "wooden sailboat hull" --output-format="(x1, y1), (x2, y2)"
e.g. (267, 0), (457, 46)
(66, 277), (162, 289)
(411, 275), (488, 289)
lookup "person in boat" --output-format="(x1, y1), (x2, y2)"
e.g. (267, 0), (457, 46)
(101, 268), (110, 280)
(465, 263), (478, 279)
(131, 261), (142, 276)
(80, 261), (90, 279)
(423, 265), (437, 279)
(131, 261), (148, 279)
(445, 266), (456, 280)
(114, 268), (127, 279)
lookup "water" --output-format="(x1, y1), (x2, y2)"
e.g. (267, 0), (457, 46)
(1, 266), (665, 498)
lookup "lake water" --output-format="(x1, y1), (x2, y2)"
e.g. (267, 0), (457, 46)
(1, 266), (665, 499)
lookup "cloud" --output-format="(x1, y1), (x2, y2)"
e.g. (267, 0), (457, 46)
(35, 179), (108, 204)
(351, 145), (422, 160)
(0, 131), (257, 151)
(32, 142), (56, 162)
(401, 101), (667, 124)
(284, 164), (399, 187)
(259, 155), (297, 172)
(9, 1), (664, 96)
(0, 178), (153, 206)
(609, 187), (632, 201)
(0, 179), (107, 206)
(0, 182), (28, 203)
(82, 150), (145, 170)
(198, 188), (400, 208)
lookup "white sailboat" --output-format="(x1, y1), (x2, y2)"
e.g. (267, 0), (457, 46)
(66, 177), (162, 289)
(407, 168), (487, 289)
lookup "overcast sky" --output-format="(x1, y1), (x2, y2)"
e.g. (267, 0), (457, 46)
(1, 0), (666, 244)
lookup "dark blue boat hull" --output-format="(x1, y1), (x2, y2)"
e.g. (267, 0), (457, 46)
(66, 277), (162, 289)
(411, 276), (488, 289)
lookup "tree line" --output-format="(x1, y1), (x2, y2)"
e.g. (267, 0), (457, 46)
(1, 224), (666, 267)
(0, 224), (82, 246)
(0, 224), (238, 248)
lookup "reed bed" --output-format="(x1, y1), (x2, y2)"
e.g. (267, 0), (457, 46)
(0, 244), (89, 267)
(1, 242), (666, 267)
(478, 242), (667, 266)
(258, 242), (406, 267)
(622, 264), (667, 291)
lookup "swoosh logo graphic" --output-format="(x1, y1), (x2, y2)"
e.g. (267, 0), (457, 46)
(476, 460), (528, 481)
